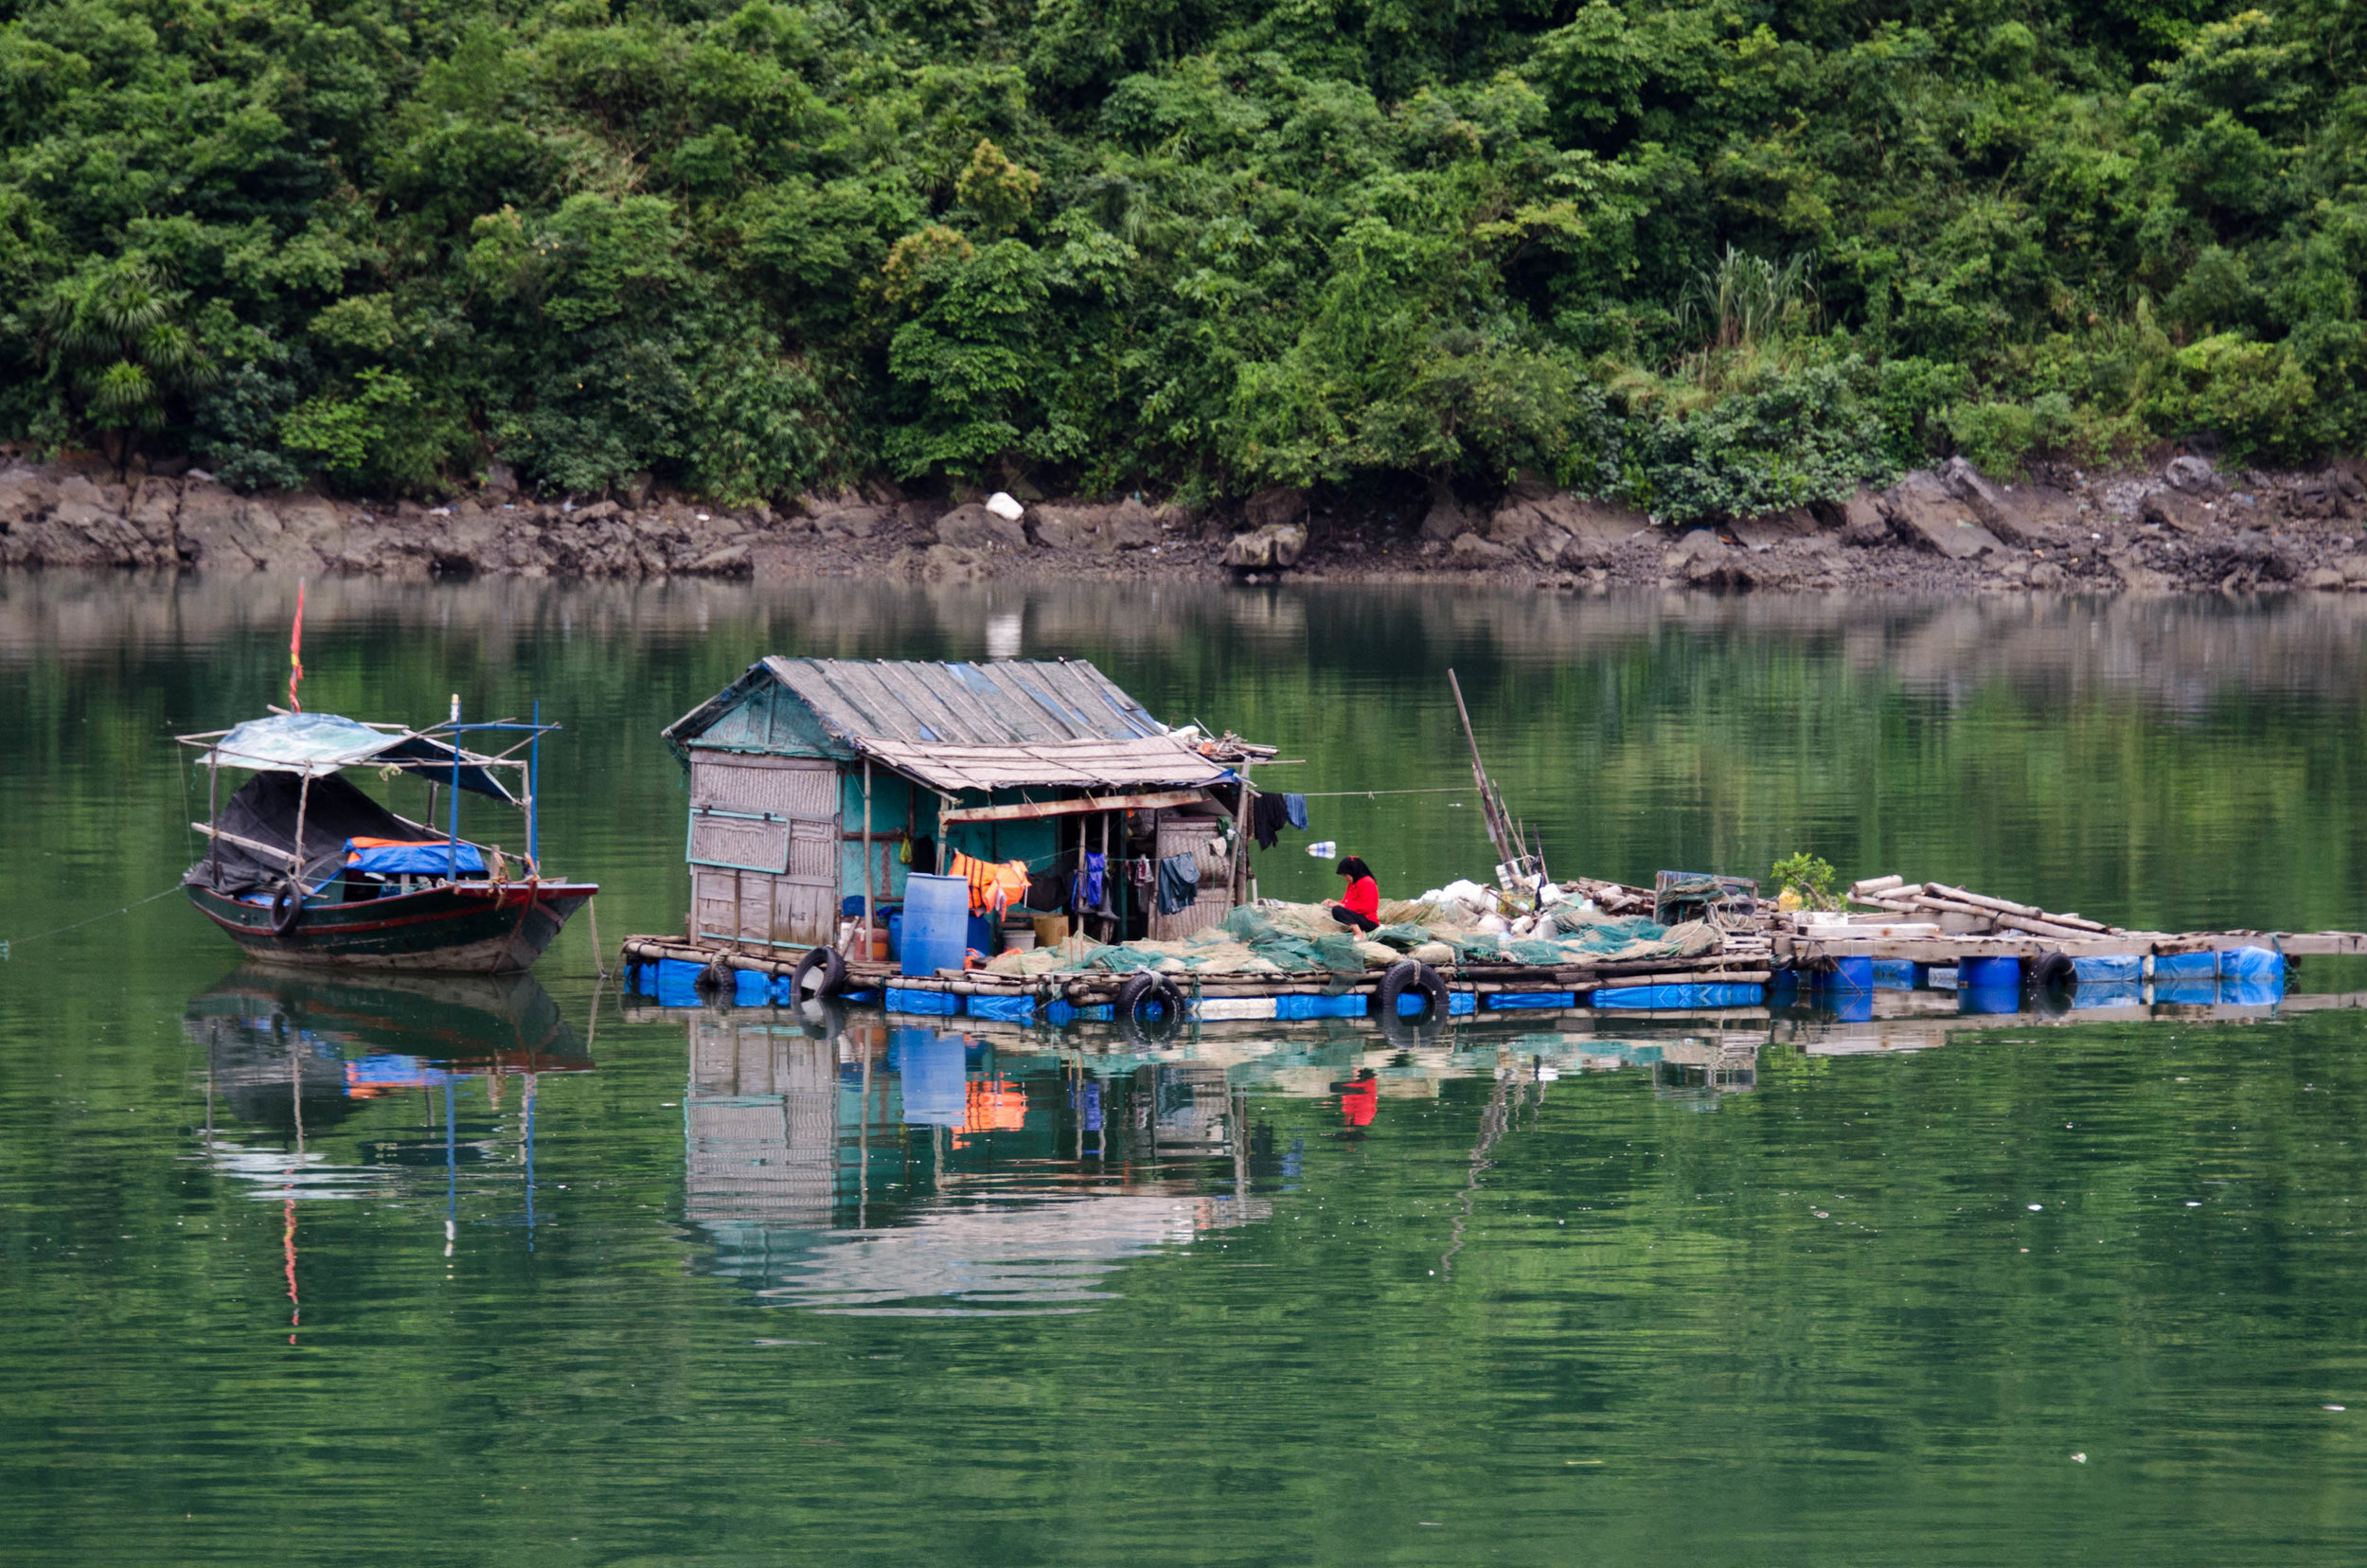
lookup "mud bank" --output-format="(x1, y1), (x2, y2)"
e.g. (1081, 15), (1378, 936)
(2, 455), (2361, 596)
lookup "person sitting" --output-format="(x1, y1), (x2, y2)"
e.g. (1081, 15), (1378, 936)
(1331, 855), (1380, 932)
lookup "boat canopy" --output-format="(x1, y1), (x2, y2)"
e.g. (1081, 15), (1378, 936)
(192, 713), (516, 802)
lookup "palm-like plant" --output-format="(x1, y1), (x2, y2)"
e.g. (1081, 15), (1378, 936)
(39, 260), (215, 477)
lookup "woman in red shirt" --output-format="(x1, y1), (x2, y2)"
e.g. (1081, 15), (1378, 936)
(1331, 855), (1380, 932)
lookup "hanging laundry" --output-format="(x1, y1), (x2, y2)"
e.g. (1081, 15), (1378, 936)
(1074, 851), (1106, 909)
(1284, 793), (1308, 830)
(947, 850), (1031, 916)
(1155, 852), (1201, 915)
(1250, 792), (1292, 851)
(1130, 856), (1154, 888)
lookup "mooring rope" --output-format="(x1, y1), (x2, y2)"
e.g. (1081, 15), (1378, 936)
(0, 884), (184, 960)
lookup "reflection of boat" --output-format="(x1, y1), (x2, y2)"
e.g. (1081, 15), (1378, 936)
(179, 710), (596, 971)
(184, 966), (591, 1080)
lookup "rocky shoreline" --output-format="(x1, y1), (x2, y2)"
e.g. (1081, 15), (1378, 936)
(1, 454), (2361, 596)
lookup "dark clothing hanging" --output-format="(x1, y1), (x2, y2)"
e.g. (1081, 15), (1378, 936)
(1155, 853), (1201, 915)
(1074, 851), (1106, 909)
(1250, 793), (1292, 851)
(1284, 793), (1308, 830)
(905, 835), (936, 874)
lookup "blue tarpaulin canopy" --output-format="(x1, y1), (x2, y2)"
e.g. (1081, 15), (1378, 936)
(345, 839), (488, 876)
(197, 713), (515, 801)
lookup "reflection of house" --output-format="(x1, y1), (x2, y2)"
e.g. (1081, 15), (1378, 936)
(686, 1012), (841, 1231)
(1134, 1063), (1237, 1151)
(757, 1190), (1271, 1315)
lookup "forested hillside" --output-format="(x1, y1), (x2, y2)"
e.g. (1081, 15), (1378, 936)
(0, 0), (2359, 519)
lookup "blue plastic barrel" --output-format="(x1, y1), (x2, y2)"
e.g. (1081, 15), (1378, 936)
(1817, 956), (1874, 993)
(900, 872), (970, 978)
(2219, 946), (2285, 979)
(1960, 955), (2021, 990)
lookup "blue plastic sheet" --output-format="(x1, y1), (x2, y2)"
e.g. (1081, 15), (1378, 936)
(2220, 946), (2285, 978)
(344, 839), (485, 875)
(2072, 979), (2143, 1009)
(2073, 954), (2142, 984)
(966, 993), (1038, 1024)
(1448, 990), (1477, 1016)
(733, 969), (771, 1007)
(1486, 990), (1576, 1010)
(653, 958), (705, 1008)
(2153, 978), (2217, 1005)
(886, 987), (959, 1016)
(2219, 976), (2285, 1006)
(1275, 993), (1368, 1020)
(1593, 983), (1766, 1009)
(2152, 951), (2218, 979)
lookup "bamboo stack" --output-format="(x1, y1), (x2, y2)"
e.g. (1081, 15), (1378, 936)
(1845, 876), (2131, 940)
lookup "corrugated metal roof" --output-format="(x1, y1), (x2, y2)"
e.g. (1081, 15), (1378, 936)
(664, 658), (1231, 793)
(762, 657), (1172, 746)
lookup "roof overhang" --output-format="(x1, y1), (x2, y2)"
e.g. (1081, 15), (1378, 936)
(183, 713), (516, 802)
(854, 736), (1233, 794)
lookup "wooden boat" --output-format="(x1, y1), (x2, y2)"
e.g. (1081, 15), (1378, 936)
(180, 708), (596, 973)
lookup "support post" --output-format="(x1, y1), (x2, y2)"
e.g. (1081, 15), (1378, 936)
(447, 693), (462, 879)
(861, 757), (874, 963)
(527, 698), (541, 871)
(290, 773), (312, 887)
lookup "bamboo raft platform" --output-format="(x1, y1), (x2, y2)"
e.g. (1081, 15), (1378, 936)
(619, 865), (2364, 1025)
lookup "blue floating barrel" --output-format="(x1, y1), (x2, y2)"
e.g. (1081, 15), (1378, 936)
(2151, 950), (2218, 980)
(1817, 956), (1874, 993)
(733, 968), (771, 1007)
(1959, 955), (2021, 990)
(1871, 959), (1920, 989)
(1827, 990), (1875, 1022)
(2073, 953), (2142, 984)
(899, 872), (970, 978)
(2219, 946), (2285, 979)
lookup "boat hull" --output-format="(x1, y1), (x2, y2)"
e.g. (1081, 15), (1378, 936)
(187, 881), (598, 973)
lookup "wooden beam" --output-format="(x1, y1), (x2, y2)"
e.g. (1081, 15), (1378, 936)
(937, 788), (1211, 825)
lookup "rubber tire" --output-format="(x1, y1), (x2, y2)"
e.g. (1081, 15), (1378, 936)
(1377, 959), (1450, 1020)
(791, 944), (847, 1000)
(1114, 971), (1183, 1025)
(694, 958), (733, 995)
(2033, 951), (2076, 993)
(269, 882), (306, 937)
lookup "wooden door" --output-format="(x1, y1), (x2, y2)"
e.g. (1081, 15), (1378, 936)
(686, 754), (840, 948)
(1149, 816), (1235, 940)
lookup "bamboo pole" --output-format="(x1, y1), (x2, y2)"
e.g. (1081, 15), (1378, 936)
(1447, 668), (1514, 868)
(861, 757), (874, 961)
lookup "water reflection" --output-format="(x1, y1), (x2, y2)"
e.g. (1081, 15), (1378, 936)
(186, 969), (593, 1247)
(681, 1009), (1274, 1314)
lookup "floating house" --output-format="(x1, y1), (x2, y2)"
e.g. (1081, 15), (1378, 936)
(660, 658), (1267, 953)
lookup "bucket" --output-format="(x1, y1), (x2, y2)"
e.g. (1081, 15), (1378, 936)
(1005, 928), (1038, 952)
(1033, 915), (1070, 949)
(899, 873), (970, 978)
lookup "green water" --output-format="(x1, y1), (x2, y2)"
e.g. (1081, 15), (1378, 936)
(6, 575), (2367, 1565)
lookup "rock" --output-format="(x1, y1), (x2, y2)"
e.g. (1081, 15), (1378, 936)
(1243, 486), (1308, 531)
(2028, 561), (2068, 589)
(1030, 498), (1166, 553)
(574, 500), (621, 523)
(0, 467), (55, 528)
(1662, 528), (1752, 586)
(1418, 495), (1480, 543)
(1223, 522), (1309, 570)
(1730, 508), (1822, 551)
(482, 460), (519, 495)
(2142, 490), (2216, 532)
(984, 490), (1025, 522)
(686, 543), (752, 576)
(1523, 524), (1574, 566)
(1490, 488), (1648, 555)
(935, 503), (1029, 551)
(2105, 548), (2175, 594)
(1836, 489), (1890, 547)
(2340, 554), (2367, 583)
(2163, 454), (2219, 493)
(127, 478), (180, 547)
(921, 543), (992, 582)
(2287, 473), (2354, 520)
(1448, 531), (1513, 567)
(2303, 565), (2347, 591)
(1879, 471), (2004, 559)
(810, 500), (883, 538)
(619, 472), (656, 508)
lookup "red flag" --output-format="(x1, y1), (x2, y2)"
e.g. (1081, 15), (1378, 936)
(288, 580), (306, 712)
